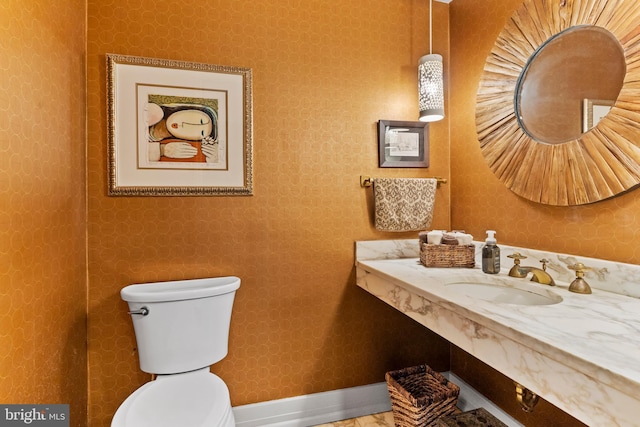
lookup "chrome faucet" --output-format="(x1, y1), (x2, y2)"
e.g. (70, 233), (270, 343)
(507, 252), (556, 286)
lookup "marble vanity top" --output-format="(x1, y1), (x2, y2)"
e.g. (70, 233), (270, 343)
(355, 239), (640, 427)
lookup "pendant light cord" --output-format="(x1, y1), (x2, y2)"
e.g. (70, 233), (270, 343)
(429, 0), (433, 54)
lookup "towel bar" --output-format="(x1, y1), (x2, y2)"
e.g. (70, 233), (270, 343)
(360, 175), (447, 188)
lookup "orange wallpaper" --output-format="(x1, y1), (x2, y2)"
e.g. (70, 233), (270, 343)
(450, 0), (640, 265)
(87, 1), (451, 426)
(0, 1), (87, 426)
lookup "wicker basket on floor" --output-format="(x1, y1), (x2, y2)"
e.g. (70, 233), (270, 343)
(435, 407), (507, 427)
(385, 365), (460, 427)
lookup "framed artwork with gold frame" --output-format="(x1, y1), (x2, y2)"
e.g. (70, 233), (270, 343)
(107, 54), (253, 196)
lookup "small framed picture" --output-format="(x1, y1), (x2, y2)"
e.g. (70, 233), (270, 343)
(582, 98), (614, 133)
(378, 120), (429, 168)
(107, 54), (253, 196)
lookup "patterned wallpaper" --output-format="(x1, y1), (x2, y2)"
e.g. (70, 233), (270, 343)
(0, 1), (87, 426)
(87, 1), (451, 425)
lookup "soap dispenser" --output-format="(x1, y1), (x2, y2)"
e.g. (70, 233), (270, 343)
(482, 230), (500, 274)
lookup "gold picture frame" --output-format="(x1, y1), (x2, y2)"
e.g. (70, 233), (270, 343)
(107, 54), (253, 196)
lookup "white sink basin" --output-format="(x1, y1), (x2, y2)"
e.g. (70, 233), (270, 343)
(446, 281), (562, 306)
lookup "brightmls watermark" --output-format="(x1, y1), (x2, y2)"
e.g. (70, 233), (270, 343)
(0, 405), (68, 426)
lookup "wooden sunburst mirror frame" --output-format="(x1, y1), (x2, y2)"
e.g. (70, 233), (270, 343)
(476, 0), (640, 206)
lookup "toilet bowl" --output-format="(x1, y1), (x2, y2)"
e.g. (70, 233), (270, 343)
(112, 276), (240, 427)
(112, 368), (234, 427)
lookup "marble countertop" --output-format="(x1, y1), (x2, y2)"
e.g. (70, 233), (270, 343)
(355, 239), (640, 427)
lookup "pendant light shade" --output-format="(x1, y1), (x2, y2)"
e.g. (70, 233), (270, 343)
(418, 0), (444, 123)
(418, 54), (444, 122)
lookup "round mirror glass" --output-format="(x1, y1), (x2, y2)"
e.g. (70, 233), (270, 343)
(515, 25), (626, 145)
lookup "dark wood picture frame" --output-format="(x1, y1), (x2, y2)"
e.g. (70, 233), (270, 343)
(378, 120), (429, 168)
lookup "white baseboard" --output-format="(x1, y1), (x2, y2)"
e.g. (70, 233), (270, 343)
(232, 371), (523, 427)
(232, 382), (391, 427)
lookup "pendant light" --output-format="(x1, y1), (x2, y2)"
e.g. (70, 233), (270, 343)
(418, 0), (444, 122)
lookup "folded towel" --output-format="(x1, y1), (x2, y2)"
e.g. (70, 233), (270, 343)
(374, 178), (437, 232)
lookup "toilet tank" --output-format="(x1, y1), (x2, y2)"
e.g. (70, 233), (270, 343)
(121, 276), (240, 375)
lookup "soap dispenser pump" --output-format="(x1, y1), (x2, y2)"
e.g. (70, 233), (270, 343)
(482, 230), (500, 274)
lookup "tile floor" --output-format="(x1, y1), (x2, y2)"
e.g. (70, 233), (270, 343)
(313, 411), (395, 427)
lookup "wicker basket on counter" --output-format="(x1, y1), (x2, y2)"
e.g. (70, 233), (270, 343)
(385, 364), (460, 427)
(420, 243), (475, 268)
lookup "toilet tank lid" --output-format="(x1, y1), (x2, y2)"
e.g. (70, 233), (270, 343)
(121, 276), (240, 303)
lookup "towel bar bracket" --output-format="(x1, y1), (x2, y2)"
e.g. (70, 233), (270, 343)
(360, 176), (373, 188)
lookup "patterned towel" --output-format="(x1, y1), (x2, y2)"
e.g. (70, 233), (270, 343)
(374, 178), (437, 232)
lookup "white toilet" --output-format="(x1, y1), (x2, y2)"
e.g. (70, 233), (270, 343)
(112, 276), (240, 427)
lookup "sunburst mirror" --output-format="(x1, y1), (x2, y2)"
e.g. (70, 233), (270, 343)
(476, 0), (640, 206)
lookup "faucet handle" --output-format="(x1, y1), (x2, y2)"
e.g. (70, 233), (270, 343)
(568, 262), (591, 274)
(539, 258), (550, 271)
(568, 263), (593, 294)
(507, 252), (527, 265)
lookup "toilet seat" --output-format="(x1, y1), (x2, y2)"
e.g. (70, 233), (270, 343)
(111, 368), (234, 427)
